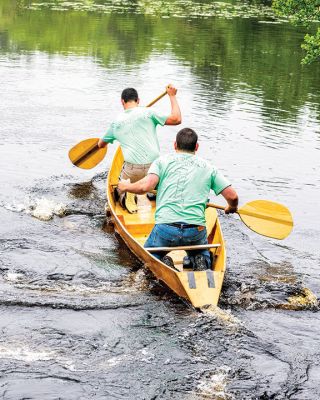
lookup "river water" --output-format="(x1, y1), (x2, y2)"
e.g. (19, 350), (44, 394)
(0, 1), (320, 399)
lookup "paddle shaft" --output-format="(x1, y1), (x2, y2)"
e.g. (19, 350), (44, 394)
(111, 190), (283, 223)
(207, 203), (292, 226)
(110, 190), (290, 227)
(110, 185), (292, 239)
(146, 90), (167, 107)
(207, 203), (225, 211)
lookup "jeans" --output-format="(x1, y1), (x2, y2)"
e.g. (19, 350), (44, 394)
(144, 224), (211, 267)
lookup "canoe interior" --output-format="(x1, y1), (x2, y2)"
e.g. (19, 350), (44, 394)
(106, 147), (226, 308)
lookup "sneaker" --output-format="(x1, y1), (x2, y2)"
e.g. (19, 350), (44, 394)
(146, 192), (157, 201)
(124, 192), (138, 214)
(194, 254), (209, 271)
(162, 255), (175, 268)
(113, 187), (120, 202)
(183, 255), (194, 269)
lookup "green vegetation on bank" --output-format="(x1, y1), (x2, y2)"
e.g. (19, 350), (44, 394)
(273, 0), (320, 64)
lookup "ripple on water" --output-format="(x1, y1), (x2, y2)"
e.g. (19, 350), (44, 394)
(0, 256), (150, 310)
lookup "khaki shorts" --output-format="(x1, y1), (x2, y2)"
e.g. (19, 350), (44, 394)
(120, 162), (151, 183)
(118, 162), (152, 207)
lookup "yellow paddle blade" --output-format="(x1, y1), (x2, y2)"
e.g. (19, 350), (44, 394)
(68, 138), (107, 169)
(124, 192), (138, 214)
(238, 200), (293, 240)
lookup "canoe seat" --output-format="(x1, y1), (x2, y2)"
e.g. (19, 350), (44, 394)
(145, 244), (220, 252)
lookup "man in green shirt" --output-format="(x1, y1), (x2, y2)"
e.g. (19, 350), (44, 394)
(118, 128), (239, 271)
(98, 85), (181, 212)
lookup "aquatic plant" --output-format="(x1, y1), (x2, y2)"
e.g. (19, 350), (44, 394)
(22, 0), (276, 19)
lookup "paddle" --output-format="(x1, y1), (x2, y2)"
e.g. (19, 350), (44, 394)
(68, 137), (107, 170)
(111, 183), (292, 240)
(207, 200), (293, 240)
(68, 89), (168, 169)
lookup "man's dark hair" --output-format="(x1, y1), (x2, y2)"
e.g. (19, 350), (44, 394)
(121, 88), (138, 103)
(176, 128), (198, 152)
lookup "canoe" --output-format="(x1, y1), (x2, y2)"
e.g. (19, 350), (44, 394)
(106, 147), (226, 308)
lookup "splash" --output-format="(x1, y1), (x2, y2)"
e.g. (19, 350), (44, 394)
(125, 268), (150, 291)
(30, 197), (66, 220)
(0, 345), (56, 362)
(196, 367), (232, 399)
(5, 272), (24, 282)
(200, 304), (242, 328)
(4, 196), (66, 221)
(286, 287), (318, 310)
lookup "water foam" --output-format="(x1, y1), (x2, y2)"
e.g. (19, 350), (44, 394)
(4, 196), (66, 221)
(0, 345), (56, 362)
(0, 344), (75, 370)
(196, 367), (232, 399)
(200, 305), (242, 327)
(5, 272), (24, 282)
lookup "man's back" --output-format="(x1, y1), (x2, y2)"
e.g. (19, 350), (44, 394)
(117, 127), (238, 268)
(149, 153), (230, 226)
(98, 85), (181, 166)
(103, 107), (168, 165)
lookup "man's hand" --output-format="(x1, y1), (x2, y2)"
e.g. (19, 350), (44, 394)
(166, 84), (177, 97)
(118, 179), (130, 194)
(224, 205), (238, 214)
(221, 186), (238, 214)
(98, 138), (107, 148)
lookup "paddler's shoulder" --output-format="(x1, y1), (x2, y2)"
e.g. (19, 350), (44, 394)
(152, 153), (176, 166)
(191, 155), (218, 171)
(130, 106), (155, 119)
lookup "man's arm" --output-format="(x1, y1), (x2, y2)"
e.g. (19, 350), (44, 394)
(98, 138), (107, 148)
(98, 126), (115, 148)
(118, 174), (159, 195)
(164, 85), (181, 126)
(220, 186), (239, 214)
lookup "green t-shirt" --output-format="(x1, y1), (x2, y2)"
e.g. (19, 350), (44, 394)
(102, 107), (168, 164)
(148, 153), (231, 226)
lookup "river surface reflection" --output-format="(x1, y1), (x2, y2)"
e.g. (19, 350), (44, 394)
(0, 1), (320, 398)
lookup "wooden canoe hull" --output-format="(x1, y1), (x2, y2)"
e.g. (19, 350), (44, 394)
(106, 147), (226, 308)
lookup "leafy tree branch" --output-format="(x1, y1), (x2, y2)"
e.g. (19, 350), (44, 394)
(273, 0), (320, 63)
